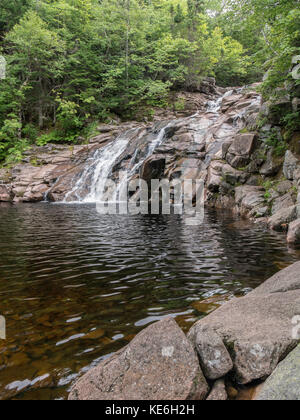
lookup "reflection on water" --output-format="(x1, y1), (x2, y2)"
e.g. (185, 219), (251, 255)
(0, 203), (299, 400)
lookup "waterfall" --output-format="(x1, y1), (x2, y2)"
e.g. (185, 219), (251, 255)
(61, 91), (247, 204)
(113, 121), (173, 201)
(64, 122), (173, 203)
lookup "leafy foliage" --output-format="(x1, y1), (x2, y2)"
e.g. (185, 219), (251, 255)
(0, 0), (299, 162)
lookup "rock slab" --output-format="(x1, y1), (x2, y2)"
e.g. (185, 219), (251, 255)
(69, 318), (208, 400)
(256, 345), (300, 400)
(206, 380), (228, 401)
(287, 219), (300, 245)
(188, 262), (300, 385)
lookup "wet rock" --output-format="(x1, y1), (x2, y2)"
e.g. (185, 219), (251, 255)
(172, 132), (194, 144)
(255, 345), (300, 400)
(222, 165), (248, 186)
(48, 166), (84, 202)
(207, 380), (228, 401)
(207, 167), (222, 193)
(268, 205), (298, 231)
(188, 261), (300, 385)
(90, 134), (112, 144)
(235, 185), (266, 216)
(283, 150), (300, 180)
(140, 155), (166, 186)
(23, 184), (49, 202)
(221, 95), (243, 112)
(0, 184), (12, 202)
(69, 318), (209, 400)
(272, 193), (296, 215)
(97, 124), (118, 133)
(188, 325), (233, 380)
(287, 219), (300, 246)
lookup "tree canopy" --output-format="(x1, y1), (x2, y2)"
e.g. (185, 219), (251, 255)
(0, 0), (299, 162)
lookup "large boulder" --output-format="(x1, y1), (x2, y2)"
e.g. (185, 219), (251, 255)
(69, 318), (209, 400)
(268, 205), (298, 231)
(189, 325), (233, 380)
(259, 150), (282, 177)
(283, 150), (300, 181)
(287, 219), (300, 246)
(0, 184), (12, 202)
(229, 133), (257, 157)
(140, 155), (166, 186)
(206, 379), (228, 401)
(188, 262), (300, 385)
(226, 133), (257, 169)
(272, 193), (296, 215)
(234, 185), (266, 217)
(256, 345), (300, 400)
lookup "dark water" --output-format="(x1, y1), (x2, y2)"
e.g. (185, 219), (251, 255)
(0, 203), (299, 400)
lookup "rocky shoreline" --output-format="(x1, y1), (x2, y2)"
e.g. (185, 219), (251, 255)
(0, 78), (299, 400)
(1, 78), (299, 246)
(69, 261), (300, 400)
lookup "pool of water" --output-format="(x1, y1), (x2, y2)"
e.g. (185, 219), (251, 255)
(0, 203), (299, 400)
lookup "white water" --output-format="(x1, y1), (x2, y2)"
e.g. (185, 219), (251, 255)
(206, 90), (233, 113)
(65, 122), (173, 203)
(113, 121), (174, 201)
(64, 129), (137, 203)
(62, 91), (249, 204)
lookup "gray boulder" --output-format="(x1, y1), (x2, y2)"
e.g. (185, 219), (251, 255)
(140, 155), (166, 186)
(206, 380), (228, 401)
(287, 219), (300, 246)
(189, 325), (233, 380)
(283, 150), (300, 181)
(227, 133), (257, 169)
(268, 205), (298, 231)
(0, 184), (12, 202)
(69, 318), (208, 400)
(259, 149), (282, 176)
(256, 345), (300, 400)
(188, 262), (300, 385)
(272, 193), (296, 215)
(235, 185), (266, 216)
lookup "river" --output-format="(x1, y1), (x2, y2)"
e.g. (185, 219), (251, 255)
(0, 203), (299, 399)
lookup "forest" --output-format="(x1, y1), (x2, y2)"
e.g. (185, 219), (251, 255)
(0, 0), (299, 163)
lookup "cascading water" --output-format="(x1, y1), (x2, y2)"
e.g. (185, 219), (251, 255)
(206, 90), (233, 113)
(60, 89), (259, 204)
(63, 130), (133, 203)
(113, 121), (174, 201)
(64, 121), (174, 203)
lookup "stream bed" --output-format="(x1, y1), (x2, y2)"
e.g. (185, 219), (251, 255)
(0, 203), (299, 400)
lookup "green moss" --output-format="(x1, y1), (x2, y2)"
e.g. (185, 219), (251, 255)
(239, 127), (249, 134)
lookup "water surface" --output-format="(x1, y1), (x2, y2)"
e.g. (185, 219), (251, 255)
(0, 203), (299, 400)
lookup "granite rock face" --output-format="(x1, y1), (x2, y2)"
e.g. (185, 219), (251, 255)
(69, 318), (209, 401)
(287, 219), (300, 245)
(188, 325), (233, 380)
(256, 345), (300, 400)
(268, 205), (298, 232)
(206, 380), (228, 401)
(283, 150), (300, 181)
(188, 262), (300, 385)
